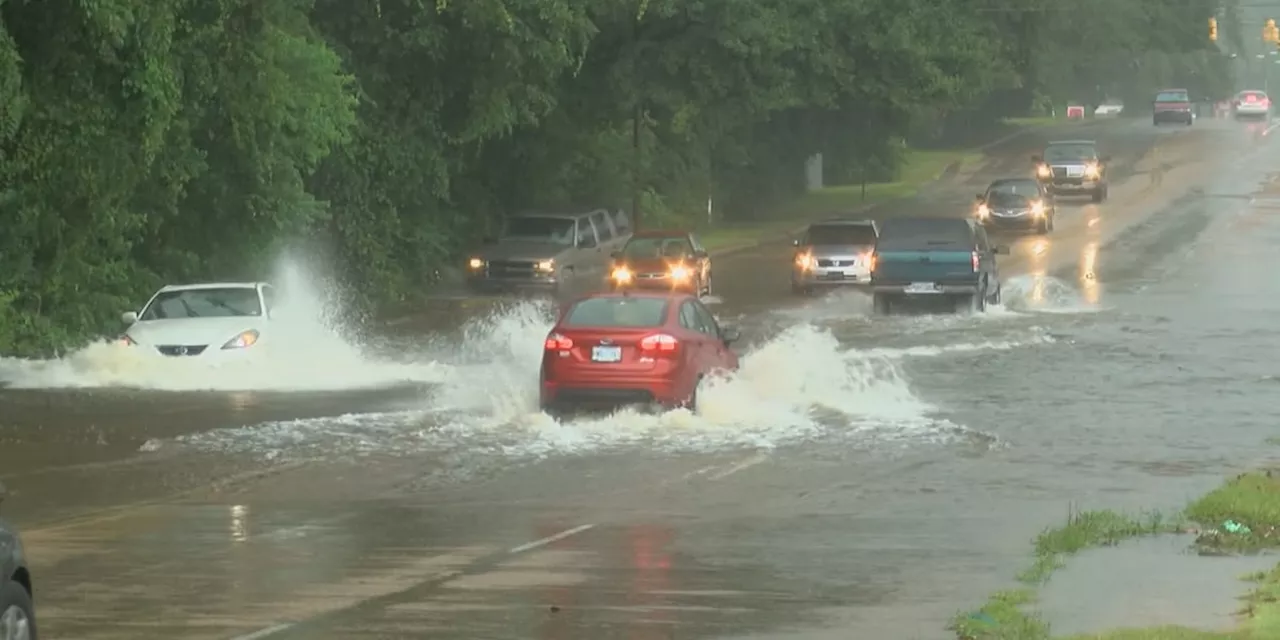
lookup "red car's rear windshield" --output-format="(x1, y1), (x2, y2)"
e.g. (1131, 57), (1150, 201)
(1155, 91), (1189, 102)
(563, 297), (669, 327)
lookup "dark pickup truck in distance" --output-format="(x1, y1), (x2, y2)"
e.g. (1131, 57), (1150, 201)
(869, 217), (1005, 314)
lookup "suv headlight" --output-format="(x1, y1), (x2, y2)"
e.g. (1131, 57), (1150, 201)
(468, 258), (485, 269)
(535, 259), (555, 272)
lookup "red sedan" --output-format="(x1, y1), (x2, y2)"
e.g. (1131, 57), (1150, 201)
(608, 230), (712, 296)
(539, 290), (740, 417)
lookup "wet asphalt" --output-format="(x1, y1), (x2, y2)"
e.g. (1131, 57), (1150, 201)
(4, 116), (1280, 639)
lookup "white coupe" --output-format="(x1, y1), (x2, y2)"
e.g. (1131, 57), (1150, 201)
(119, 282), (275, 358)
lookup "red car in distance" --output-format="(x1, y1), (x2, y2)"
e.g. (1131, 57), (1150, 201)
(608, 230), (712, 296)
(540, 291), (740, 417)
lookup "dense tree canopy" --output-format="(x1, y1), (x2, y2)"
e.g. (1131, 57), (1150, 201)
(0, 0), (1234, 355)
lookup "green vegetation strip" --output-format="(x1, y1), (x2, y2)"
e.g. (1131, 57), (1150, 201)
(952, 471), (1280, 640)
(696, 115), (1101, 254)
(697, 148), (979, 253)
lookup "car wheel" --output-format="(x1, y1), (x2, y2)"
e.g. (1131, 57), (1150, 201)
(0, 581), (37, 640)
(791, 282), (809, 296)
(1047, 214), (1055, 232)
(684, 375), (703, 412)
(872, 293), (892, 315)
(703, 272), (713, 297)
(988, 283), (1002, 306)
(1092, 188), (1105, 203)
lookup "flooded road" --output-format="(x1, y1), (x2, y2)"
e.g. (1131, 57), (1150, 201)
(3, 117), (1278, 639)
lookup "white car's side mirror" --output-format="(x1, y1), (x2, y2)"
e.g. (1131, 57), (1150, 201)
(121, 311), (138, 325)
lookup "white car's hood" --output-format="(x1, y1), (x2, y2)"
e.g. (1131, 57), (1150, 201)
(127, 317), (264, 347)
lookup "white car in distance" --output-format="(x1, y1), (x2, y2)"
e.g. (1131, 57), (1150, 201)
(120, 282), (275, 358)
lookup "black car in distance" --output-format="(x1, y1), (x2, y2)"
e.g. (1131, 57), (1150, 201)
(974, 178), (1055, 234)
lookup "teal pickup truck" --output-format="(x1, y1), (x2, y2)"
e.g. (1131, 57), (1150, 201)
(869, 217), (1006, 314)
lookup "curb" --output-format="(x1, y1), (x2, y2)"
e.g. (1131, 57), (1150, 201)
(706, 120), (1097, 259)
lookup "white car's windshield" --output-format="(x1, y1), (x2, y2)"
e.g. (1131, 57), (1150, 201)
(502, 216), (576, 244)
(140, 287), (262, 320)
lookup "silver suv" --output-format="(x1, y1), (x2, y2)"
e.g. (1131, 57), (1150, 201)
(465, 209), (632, 295)
(791, 219), (879, 294)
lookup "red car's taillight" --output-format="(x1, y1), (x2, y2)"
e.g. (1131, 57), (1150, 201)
(544, 333), (573, 350)
(639, 333), (678, 354)
(971, 251), (980, 272)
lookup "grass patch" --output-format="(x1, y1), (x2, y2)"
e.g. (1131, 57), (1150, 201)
(1017, 509), (1176, 585)
(698, 148), (979, 252)
(1186, 471), (1280, 553)
(696, 114), (1092, 253)
(951, 509), (1175, 640)
(952, 472), (1280, 640)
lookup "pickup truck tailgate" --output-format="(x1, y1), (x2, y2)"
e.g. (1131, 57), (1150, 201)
(873, 250), (975, 283)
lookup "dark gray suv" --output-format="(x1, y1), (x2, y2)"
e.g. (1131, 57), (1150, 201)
(0, 483), (35, 640)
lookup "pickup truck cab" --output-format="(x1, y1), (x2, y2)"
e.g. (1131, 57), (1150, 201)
(1153, 88), (1194, 126)
(869, 217), (1005, 315)
(465, 209), (632, 297)
(1031, 140), (1110, 203)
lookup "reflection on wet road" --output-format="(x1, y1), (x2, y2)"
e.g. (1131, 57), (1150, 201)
(5, 117), (1280, 638)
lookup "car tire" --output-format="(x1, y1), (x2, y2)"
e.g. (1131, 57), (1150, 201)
(684, 375), (703, 413)
(703, 272), (713, 297)
(872, 293), (892, 315)
(791, 282), (809, 296)
(988, 283), (1002, 306)
(1037, 217), (1050, 234)
(0, 580), (37, 640)
(1092, 187), (1106, 203)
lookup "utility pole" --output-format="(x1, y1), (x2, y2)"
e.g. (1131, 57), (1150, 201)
(629, 3), (644, 231)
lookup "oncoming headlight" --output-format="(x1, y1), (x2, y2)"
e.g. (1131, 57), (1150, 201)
(1036, 164), (1052, 178)
(795, 253), (815, 270)
(669, 265), (691, 281)
(536, 259), (555, 272)
(467, 258), (485, 269)
(1084, 163), (1101, 178)
(611, 267), (633, 283)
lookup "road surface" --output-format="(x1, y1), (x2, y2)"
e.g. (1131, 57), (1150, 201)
(2, 116), (1278, 639)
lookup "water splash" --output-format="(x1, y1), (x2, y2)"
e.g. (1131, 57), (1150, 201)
(0, 257), (447, 391)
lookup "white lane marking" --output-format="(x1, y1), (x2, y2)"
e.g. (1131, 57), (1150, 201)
(707, 452), (768, 481)
(230, 623), (294, 640)
(227, 527), (596, 639)
(507, 523), (596, 554)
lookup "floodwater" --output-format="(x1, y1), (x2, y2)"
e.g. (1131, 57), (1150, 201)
(1, 117), (1278, 639)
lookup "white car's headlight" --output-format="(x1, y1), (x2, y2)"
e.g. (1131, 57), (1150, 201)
(222, 330), (260, 350)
